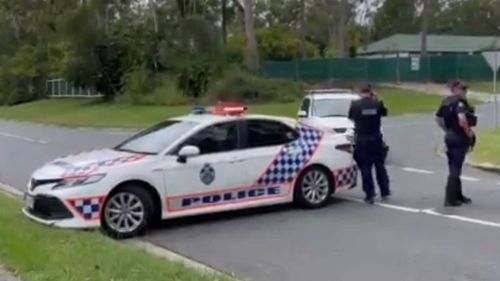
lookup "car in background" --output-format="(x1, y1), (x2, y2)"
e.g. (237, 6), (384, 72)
(298, 88), (389, 155)
(298, 88), (359, 142)
(23, 103), (357, 238)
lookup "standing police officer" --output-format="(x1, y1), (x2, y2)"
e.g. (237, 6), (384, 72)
(435, 80), (476, 207)
(348, 83), (390, 204)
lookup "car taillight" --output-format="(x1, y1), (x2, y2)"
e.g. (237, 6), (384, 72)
(335, 143), (354, 154)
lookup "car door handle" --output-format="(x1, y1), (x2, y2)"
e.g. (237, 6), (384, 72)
(229, 159), (245, 164)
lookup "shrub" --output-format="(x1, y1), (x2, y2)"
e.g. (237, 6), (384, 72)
(177, 60), (211, 98)
(207, 70), (302, 103)
(121, 69), (188, 106)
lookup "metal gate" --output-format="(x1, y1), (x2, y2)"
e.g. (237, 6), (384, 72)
(46, 79), (102, 98)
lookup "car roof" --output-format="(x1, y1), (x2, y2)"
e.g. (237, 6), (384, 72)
(305, 88), (359, 100)
(307, 93), (360, 100)
(172, 113), (297, 127)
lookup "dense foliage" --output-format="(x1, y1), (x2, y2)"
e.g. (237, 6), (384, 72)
(0, 0), (498, 105)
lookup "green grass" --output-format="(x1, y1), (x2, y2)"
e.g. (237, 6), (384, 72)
(468, 81), (500, 93)
(0, 193), (228, 281)
(0, 87), (443, 128)
(469, 129), (500, 165)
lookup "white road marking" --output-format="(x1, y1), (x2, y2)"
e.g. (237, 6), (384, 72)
(422, 209), (500, 229)
(0, 132), (47, 144)
(460, 176), (481, 182)
(376, 202), (421, 213)
(338, 195), (500, 230)
(402, 167), (434, 174)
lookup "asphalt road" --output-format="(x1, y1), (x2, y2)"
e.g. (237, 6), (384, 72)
(1, 102), (500, 281)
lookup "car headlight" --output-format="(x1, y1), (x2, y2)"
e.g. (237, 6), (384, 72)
(52, 174), (106, 190)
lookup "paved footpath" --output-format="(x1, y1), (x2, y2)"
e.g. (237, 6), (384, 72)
(1, 102), (500, 281)
(0, 267), (19, 281)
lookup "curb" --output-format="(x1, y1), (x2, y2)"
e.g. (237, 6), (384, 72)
(0, 183), (238, 280)
(127, 240), (239, 280)
(434, 147), (500, 174)
(466, 161), (500, 174)
(0, 183), (23, 198)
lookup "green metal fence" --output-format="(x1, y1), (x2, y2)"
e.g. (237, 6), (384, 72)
(262, 54), (495, 83)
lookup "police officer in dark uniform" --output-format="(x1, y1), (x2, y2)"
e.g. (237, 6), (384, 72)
(435, 80), (477, 207)
(348, 83), (390, 204)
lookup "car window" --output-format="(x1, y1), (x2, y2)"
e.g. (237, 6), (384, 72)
(245, 120), (298, 148)
(300, 98), (310, 113)
(115, 120), (198, 155)
(312, 98), (353, 117)
(181, 122), (239, 155)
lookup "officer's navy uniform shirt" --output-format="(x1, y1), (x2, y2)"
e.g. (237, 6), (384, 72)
(348, 97), (387, 141)
(435, 95), (470, 147)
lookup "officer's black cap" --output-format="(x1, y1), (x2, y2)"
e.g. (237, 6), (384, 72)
(449, 80), (468, 90)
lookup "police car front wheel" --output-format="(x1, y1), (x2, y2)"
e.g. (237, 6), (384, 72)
(294, 167), (333, 209)
(101, 186), (154, 239)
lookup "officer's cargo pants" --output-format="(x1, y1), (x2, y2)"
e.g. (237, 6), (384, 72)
(444, 132), (470, 203)
(353, 138), (390, 199)
(445, 146), (468, 203)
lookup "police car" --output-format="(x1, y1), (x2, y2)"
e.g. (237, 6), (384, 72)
(298, 88), (359, 142)
(299, 88), (389, 154)
(23, 103), (357, 238)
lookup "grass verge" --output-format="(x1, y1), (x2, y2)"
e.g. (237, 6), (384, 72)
(0, 192), (228, 281)
(469, 129), (500, 166)
(0, 87), (443, 128)
(468, 81), (500, 94)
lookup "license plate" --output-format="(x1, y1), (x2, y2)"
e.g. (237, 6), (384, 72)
(25, 195), (34, 210)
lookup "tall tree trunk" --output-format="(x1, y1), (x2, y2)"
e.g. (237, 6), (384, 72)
(420, 0), (430, 57)
(242, 0), (259, 71)
(221, 0), (227, 44)
(150, 0), (158, 33)
(299, 0), (307, 59)
(337, 0), (348, 58)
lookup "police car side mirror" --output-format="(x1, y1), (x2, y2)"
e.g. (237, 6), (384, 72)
(298, 110), (307, 118)
(177, 145), (200, 163)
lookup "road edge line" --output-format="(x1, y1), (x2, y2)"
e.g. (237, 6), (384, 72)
(0, 183), (22, 198)
(127, 240), (239, 280)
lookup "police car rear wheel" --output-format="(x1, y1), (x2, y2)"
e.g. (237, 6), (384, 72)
(294, 167), (333, 209)
(102, 186), (153, 239)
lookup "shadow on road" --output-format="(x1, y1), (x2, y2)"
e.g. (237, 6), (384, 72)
(149, 197), (352, 233)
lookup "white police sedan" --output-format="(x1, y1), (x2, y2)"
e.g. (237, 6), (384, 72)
(23, 103), (357, 238)
(298, 88), (359, 142)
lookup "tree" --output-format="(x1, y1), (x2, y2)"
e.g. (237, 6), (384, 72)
(420, 0), (430, 57)
(241, 0), (259, 71)
(372, 0), (419, 40)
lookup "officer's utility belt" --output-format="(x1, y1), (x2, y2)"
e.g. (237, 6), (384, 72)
(355, 134), (383, 144)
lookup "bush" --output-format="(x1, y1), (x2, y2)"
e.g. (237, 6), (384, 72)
(177, 60), (211, 98)
(207, 70), (303, 103)
(121, 69), (188, 106)
(0, 45), (48, 105)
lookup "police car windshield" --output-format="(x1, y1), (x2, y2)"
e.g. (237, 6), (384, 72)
(312, 99), (353, 117)
(115, 120), (198, 155)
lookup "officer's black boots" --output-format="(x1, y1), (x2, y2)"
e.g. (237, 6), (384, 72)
(444, 176), (462, 207)
(457, 179), (472, 204)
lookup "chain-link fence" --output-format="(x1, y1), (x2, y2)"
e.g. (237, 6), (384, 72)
(262, 54), (495, 84)
(46, 79), (102, 98)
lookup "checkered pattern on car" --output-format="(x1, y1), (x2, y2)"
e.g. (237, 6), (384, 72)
(335, 166), (358, 189)
(256, 126), (323, 186)
(69, 197), (103, 220)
